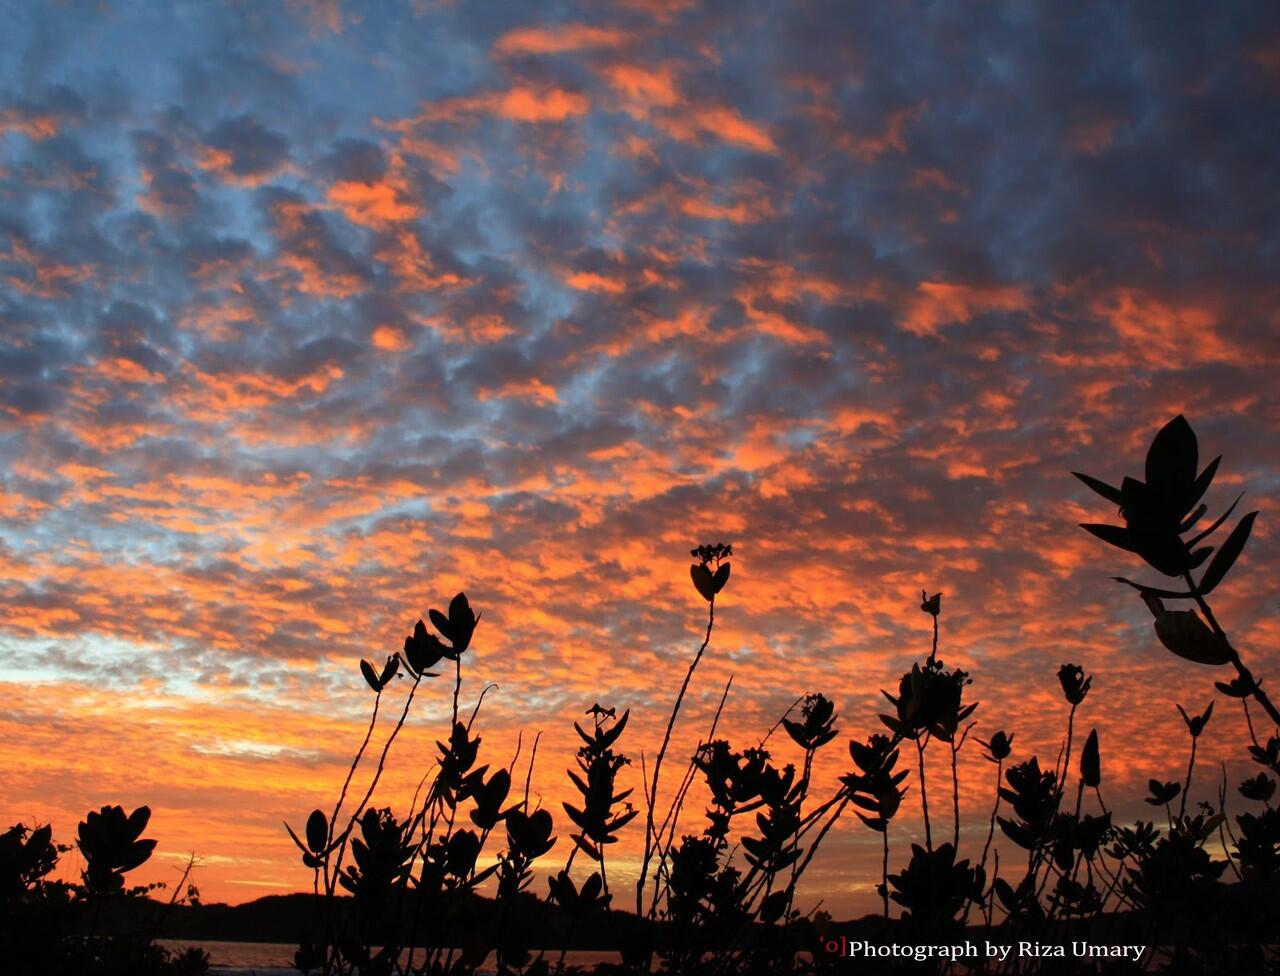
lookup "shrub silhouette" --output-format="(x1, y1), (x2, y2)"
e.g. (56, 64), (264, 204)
(269, 415), (1280, 975)
(0, 810), (207, 975)
(9, 414), (1278, 973)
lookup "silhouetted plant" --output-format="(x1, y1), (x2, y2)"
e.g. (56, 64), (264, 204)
(1, 811), (206, 976)
(1233, 809), (1280, 880)
(878, 596), (977, 865)
(636, 543), (732, 922)
(842, 734), (908, 917)
(79, 805), (157, 895)
(971, 729), (1012, 924)
(267, 420), (1279, 975)
(565, 703), (637, 876)
(887, 842), (983, 938)
(286, 591), (525, 976)
(1075, 414), (1278, 725)
(1176, 701), (1214, 819)
(998, 757), (1060, 853)
(0, 822), (57, 902)
(1239, 773), (1275, 805)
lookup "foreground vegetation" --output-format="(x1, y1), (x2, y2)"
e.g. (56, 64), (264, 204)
(6, 416), (1279, 974)
(0, 806), (208, 975)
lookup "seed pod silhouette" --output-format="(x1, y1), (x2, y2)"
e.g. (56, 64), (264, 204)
(1081, 729), (1101, 788)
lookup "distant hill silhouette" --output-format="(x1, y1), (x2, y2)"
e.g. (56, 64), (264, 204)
(116, 887), (1180, 950)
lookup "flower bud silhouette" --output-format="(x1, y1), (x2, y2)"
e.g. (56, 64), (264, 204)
(979, 730), (1014, 763)
(690, 542), (732, 602)
(1177, 701), (1214, 738)
(1057, 663), (1092, 705)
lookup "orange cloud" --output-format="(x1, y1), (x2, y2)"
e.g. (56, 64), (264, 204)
(96, 357), (167, 385)
(370, 324), (411, 351)
(376, 230), (471, 293)
(2, 240), (94, 298)
(900, 281), (1028, 336)
(0, 108), (59, 140)
(272, 254), (362, 297)
(497, 86), (590, 122)
(846, 105), (920, 160)
(493, 24), (628, 57)
(476, 378), (559, 405)
(414, 87), (590, 125)
(659, 104), (776, 153)
(327, 178), (420, 228)
(602, 63), (680, 112)
(1089, 288), (1249, 366)
(181, 363), (345, 416)
(564, 269), (627, 293)
(194, 146), (288, 187)
(394, 135), (462, 175)
(679, 194), (775, 223)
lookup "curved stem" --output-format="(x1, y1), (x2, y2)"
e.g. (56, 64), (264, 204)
(325, 690), (381, 890)
(451, 655), (462, 728)
(637, 594), (715, 914)
(1217, 763), (1243, 883)
(916, 738), (933, 853)
(790, 795), (849, 894)
(1183, 571), (1280, 729)
(960, 760), (1003, 931)
(1178, 736), (1197, 821)
(1055, 703), (1077, 807)
(977, 759), (1002, 882)
(330, 673), (423, 891)
(1242, 699), (1261, 751)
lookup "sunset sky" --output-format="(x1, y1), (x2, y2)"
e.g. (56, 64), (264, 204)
(2, 1), (1279, 918)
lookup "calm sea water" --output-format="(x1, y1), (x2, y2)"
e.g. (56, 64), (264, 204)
(157, 940), (620, 975)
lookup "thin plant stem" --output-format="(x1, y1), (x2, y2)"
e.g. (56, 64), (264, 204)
(637, 593), (715, 914)
(1056, 703), (1078, 806)
(451, 654), (462, 728)
(1178, 735), (1198, 821)
(1242, 699), (1261, 751)
(648, 676), (734, 920)
(882, 828), (891, 918)
(789, 795), (849, 898)
(976, 760), (1003, 891)
(1217, 764), (1242, 882)
(756, 694), (806, 749)
(916, 737), (933, 853)
(951, 740), (961, 850)
(1183, 570), (1280, 729)
(325, 689), (381, 889)
(524, 730), (542, 805)
(329, 672), (423, 897)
